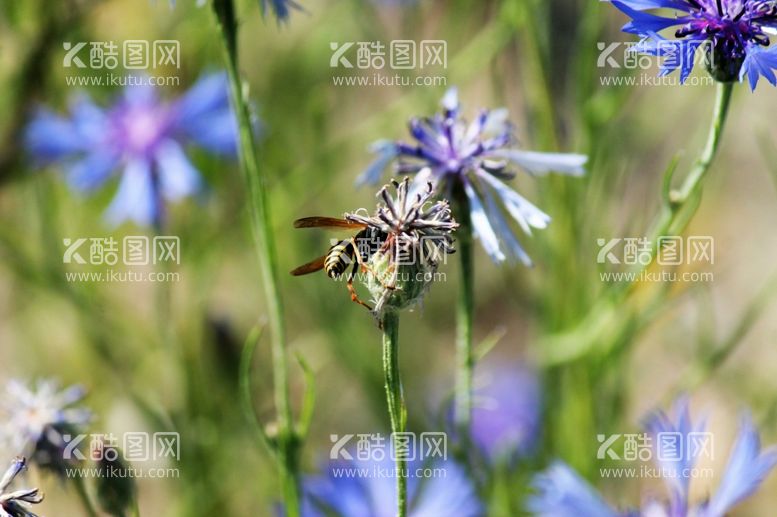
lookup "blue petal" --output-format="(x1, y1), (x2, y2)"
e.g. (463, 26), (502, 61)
(441, 87), (460, 115)
(64, 150), (120, 191)
(702, 414), (777, 517)
(302, 456), (425, 517)
(356, 140), (399, 187)
(154, 140), (202, 200)
(470, 363), (542, 462)
(464, 180), (505, 263)
(740, 44), (777, 91)
(122, 78), (158, 108)
(412, 459), (483, 517)
(105, 160), (159, 227)
(480, 180), (533, 265)
(526, 462), (620, 517)
(173, 73), (240, 155)
(490, 150), (587, 176)
(643, 396), (705, 510)
(611, 0), (689, 33)
(260, 0), (303, 23)
(606, 0), (691, 11)
(24, 109), (85, 161)
(477, 171), (551, 234)
(633, 34), (704, 83)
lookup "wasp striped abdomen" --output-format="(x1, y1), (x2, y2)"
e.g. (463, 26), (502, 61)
(324, 239), (356, 278)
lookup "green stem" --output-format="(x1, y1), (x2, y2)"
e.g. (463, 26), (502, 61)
(382, 311), (406, 517)
(212, 1), (299, 515)
(71, 475), (99, 517)
(454, 195), (474, 446)
(612, 82), (733, 301)
(639, 81), (733, 282)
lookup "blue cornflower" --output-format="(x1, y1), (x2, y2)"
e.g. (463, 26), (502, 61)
(470, 363), (542, 464)
(0, 379), (91, 478)
(25, 73), (239, 227)
(358, 88), (587, 265)
(301, 455), (483, 516)
(610, 0), (777, 89)
(527, 398), (777, 516)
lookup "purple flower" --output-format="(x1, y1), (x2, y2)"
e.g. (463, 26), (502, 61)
(470, 363), (542, 463)
(357, 88), (587, 265)
(25, 73), (239, 227)
(301, 455), (483, 517)
(527, 399), (777, 516)
(609, 0), (777, 89)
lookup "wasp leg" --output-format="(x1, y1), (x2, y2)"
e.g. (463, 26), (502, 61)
(346, 259), (373, 311)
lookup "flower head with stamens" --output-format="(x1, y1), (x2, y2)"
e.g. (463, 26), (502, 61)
(358, 88), (586, 265)
(1, 379), (91, 476)
(0, 458), (43, 517)
(25, 72), (240, 227)
(610, 0), (777, 88)
(346, 177), (457, 316)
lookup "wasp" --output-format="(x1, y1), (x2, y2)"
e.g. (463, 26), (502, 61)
(290, 216), (387, 310)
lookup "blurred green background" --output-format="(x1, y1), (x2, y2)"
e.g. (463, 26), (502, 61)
(2, 0), (777, 514)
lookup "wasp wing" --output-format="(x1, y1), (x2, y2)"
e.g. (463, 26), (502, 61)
(290, 255), (327, 276)
(293, 217), (366, 230)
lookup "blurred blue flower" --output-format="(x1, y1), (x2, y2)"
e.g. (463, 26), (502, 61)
(260, 0), (303, 23)
(357, 88), (586, 265)
(609, 0), (777, 89)
(470, 363), (541, 464)
(0, 457), (43, 517)
(527, 398), (777, 516)
(0, 379), (91, 477)
(301, 455), (483, 516)
(25, 73), (238, 227)
(527, 462), (622, 517)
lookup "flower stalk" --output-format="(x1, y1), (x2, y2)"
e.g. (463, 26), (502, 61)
(453, 191), (475, 447)
(666, 81), (733, 219)
(212, 0), (300, 514)
(630, 80), (733, 292)
(381, 310), (407, 517)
